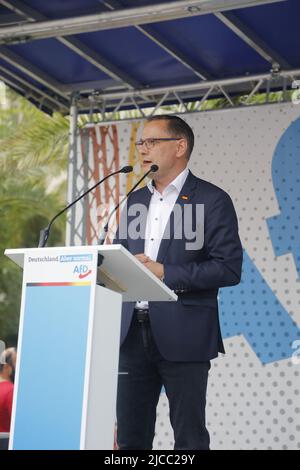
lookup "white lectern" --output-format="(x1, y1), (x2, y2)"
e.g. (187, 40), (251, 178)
(5, 245), (177, 450)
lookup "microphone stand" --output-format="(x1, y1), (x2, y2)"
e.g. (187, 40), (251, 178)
(38, 166), (133, 248)
(98, 164), (159, 246)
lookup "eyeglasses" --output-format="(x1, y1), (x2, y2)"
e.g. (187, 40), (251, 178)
(135, 137), (182, 150)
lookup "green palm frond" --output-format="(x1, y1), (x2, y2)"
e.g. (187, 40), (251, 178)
(1, 88), (69, 173)
(1, 113), (69, 172)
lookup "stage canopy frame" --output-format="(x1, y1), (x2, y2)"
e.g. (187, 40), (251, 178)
(0, 0), (299, 120)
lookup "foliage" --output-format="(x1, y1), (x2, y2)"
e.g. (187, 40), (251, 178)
(0, 87), (68, 346)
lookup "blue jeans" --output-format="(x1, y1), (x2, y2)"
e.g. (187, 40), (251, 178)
(117, 313), (210, 450)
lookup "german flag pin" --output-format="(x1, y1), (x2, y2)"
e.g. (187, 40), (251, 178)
(181, 195), (189, 200)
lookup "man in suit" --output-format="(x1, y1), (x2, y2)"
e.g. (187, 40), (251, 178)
(114, 115), (243, 450)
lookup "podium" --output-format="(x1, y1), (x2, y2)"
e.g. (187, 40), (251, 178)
(4, 245), (177, 450)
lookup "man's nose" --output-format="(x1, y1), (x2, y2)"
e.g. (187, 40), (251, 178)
(139, 145), (149, 155)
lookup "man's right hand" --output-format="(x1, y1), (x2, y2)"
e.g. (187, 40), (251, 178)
(135, 253), (150, 263)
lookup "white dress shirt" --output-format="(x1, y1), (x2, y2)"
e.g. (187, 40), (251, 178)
(136, 167), (189, 310)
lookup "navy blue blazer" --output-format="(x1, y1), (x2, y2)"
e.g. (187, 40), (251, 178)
(114, 170), (243, 361)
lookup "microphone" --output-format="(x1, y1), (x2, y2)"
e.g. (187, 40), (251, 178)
(98, 164), (159, 245)
(38, 165), (133, 248)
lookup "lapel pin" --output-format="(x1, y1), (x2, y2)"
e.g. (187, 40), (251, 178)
(181, 195), (189, 200)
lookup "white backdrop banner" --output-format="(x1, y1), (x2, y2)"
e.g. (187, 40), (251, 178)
(75, 102), (300, 449)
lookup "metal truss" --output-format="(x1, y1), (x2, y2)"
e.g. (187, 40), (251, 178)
(1, 0), (140, 89)
(80, 68), (300, 122)
(0, 46), (70, 111)
(65, 94), (81, 246)
(0, 0), (289, 116)
(214, 11), (290, 70)
(0, 64), (69, 113)
(0, 1), (285, 44)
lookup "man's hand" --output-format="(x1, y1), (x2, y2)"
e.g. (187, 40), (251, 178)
(144, 260), (164, 280)
(135, 253), (150, 263)
(135, 254), (164, 280)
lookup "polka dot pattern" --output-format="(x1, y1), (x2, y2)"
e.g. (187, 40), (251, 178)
(154, 105), (300, 449)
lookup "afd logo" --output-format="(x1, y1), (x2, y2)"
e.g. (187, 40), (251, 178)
(73, 265), (92, 279)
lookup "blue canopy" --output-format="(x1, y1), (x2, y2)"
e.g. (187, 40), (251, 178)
(0, 0), (298, 114)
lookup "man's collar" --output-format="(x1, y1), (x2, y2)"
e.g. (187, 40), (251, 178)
(147, 167), (189, 195)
